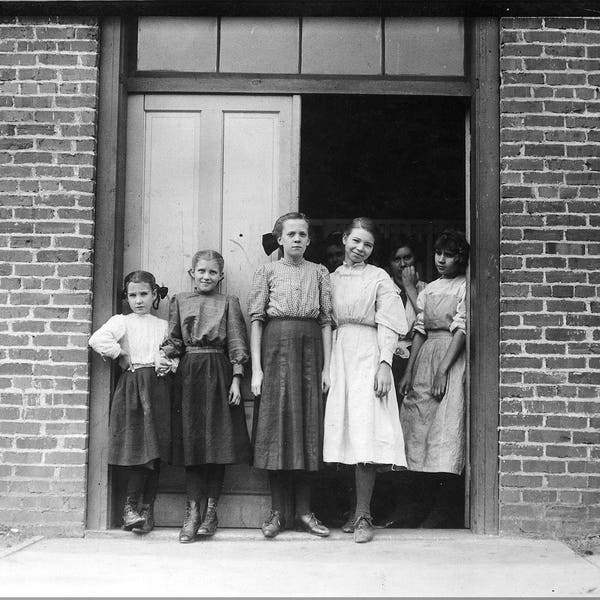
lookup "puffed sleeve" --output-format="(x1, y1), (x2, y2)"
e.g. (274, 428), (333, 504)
(317, 264), (332, 327)
(450, 280), (467, 334)
(374, 275), (408, 337)
(248, 264), (269, 323)
(413, 287), (426, 336)
(374, 275), (408, 366)
(89, 314), (126, 360)
(226, 296), (250, 376)
(160, 295), (185, 358)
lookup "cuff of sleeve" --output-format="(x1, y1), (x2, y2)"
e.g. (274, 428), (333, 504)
(379, 349), (394, 366)
(232, 363), (244, 376)
(414, 326), (426, 336)
(250, 316), (266, 323)
(449, 323), (466, 334)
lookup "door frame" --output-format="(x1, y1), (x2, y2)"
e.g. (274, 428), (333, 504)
(87, 15), (499, 533)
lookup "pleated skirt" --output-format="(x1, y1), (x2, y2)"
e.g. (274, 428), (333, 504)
(108, 367), (171, 467)
(400, 330), (466, 474)
(171, 351), (251, 466)
(252, 318), (324, 472)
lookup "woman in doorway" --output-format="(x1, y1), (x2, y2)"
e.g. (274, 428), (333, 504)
(249, 212), (332, 539)
(398, 229), (469, 528)
(323, 217), (409, 543)
(161, 250), (252, 543)
(373, 237), (429, 529)
(388, 236), (427, 398)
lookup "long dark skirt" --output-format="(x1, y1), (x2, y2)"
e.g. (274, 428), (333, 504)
(252, 318), (324, 472)
(171, 351), (251, 466)
(109, 367), (171, 466)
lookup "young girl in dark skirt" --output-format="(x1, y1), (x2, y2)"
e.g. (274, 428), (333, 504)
(161, 250), (251, 543)
(249, 212), (332, 539)
(89, 270), (174, 533)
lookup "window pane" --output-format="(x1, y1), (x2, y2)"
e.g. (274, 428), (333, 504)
(302, 18), (381, 75)
(385, 18), (465, 77)
(220, 18), (299, 73)
(137, 17), (218, 72)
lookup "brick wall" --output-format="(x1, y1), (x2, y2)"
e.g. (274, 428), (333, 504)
(500, 16), (600, 536)
(0, 17), (99, 536)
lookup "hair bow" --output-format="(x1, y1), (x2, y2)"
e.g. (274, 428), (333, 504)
(262, 232), (280, 256)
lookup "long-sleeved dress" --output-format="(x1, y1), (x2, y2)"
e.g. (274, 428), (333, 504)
(161, 291), (251, 466)
(399, 275), (467, 474)
(88, 312), (172, 466)
(248, 258), (332, 471)
(323, 262), (409, 467)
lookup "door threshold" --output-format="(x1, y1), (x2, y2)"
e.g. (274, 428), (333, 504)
(85, 528), (474, 542)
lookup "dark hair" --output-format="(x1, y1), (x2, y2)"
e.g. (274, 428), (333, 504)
(122, 270), (168, 310)
(190, 249), (225, 272)
(343, 217), (380, 241)
(434, 229), (470, 274)
(388, 234), (419, 264)
(272, 212), (311, 239)
(324, 230), (343, 248)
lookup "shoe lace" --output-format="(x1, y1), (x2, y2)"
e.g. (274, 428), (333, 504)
(266, 511), (281, 526)
(354, 514), (373, 529)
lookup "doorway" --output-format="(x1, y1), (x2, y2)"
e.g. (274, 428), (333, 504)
(299, 94), (468, 528)
(88, 17), (499, 535)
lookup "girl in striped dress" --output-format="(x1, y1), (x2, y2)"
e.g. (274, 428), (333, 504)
(249, 212), (332, 539)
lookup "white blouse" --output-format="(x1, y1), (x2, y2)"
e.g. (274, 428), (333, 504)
(89, 313), (169, 369)
(331, 262), (408, 366)
(413, 275), (467, 336)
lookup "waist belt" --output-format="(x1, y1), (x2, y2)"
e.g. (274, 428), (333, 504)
(185, 347), (224, 354)
(131, 363), (154, 370)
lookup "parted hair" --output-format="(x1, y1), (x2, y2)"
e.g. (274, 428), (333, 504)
(272, 212), (311, 239)
(122, 270), (168, 310)
(190, 249), (225, 272)
(344, 217), (380, 241)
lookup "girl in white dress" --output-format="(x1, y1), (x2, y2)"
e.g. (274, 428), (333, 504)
(323, 218), (408, 543)
(398, 230), (469, 528)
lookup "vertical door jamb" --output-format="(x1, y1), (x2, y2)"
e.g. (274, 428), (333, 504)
(469, 16), (500, 534)
(86, 16), (129, 530)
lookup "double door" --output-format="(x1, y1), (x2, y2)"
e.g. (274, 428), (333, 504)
(124, 94), (300, 526)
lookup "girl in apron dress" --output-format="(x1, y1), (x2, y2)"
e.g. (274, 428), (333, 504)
(398, 229), (470, 528)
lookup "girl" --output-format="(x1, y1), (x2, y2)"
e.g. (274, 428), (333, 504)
(398, 229), (469, 528)
(161, 250), (251, 543)
(89, 270), (173, 533)
(388, 236), (428, 393)
(373, 237), (428, 529)
(323, 218), (408, 543)
(249, 212), (332, 539)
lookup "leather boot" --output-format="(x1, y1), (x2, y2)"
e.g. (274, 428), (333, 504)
(122, 496), (145, 531)
(197, 500), (218, 537)
(179, 500), (202, 543)
(134, 503), (154, 533)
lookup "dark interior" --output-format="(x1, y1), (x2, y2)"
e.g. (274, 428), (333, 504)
(300, 94), (467, 528)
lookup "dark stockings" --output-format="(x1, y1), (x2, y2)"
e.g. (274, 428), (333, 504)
(268, 470), (312, 516)
(185, 464), (225, 502)
(354, 463), (377, 519)
(126, 461), (161, 503)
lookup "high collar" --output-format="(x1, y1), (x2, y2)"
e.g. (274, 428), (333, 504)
(281, 257), (305, 267)
(342, 260), (367, 269)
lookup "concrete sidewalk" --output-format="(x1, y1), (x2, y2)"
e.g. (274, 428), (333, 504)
(1, 528), (599, 597)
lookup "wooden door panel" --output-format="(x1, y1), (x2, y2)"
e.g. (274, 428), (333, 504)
(124, 94), (299, 528)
